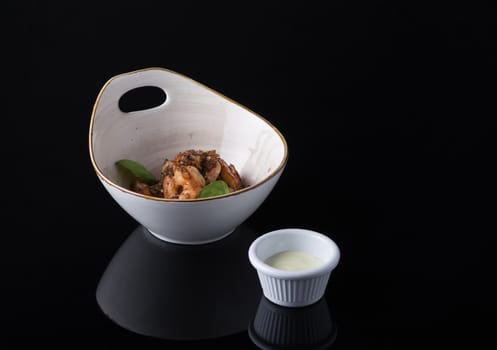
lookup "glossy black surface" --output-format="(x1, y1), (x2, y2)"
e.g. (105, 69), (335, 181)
(7, 1), (496, 348)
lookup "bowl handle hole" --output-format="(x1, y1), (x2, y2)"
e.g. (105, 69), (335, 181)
(118, 86), (167, 113)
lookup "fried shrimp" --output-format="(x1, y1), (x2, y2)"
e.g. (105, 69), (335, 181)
(171, 165), (206, 199)
(152, 149), (245, 199)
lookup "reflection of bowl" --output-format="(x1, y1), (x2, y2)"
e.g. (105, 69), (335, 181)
(248, 228), (340, 307)
(96, 223), (262, 340)
(249, 296), (337, 350)
(89, 67), (287, 244)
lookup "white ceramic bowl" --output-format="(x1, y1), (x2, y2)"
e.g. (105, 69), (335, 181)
(89, 67), (287, 244)
(248, 228), (340, 307)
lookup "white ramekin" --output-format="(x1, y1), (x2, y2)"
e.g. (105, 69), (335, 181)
(248, 228), (340, 307)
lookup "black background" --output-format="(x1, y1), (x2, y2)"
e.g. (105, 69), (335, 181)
(6, 1), (497, 348)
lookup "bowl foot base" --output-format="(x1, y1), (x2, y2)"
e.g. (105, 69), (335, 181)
(146, 228), (236, 245)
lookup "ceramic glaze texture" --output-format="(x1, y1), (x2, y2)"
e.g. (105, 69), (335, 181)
(89, 67), (287, 244)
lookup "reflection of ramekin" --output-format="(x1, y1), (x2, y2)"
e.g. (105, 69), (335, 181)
(249, 296), (337, 350)
(248, 228), (340, 307)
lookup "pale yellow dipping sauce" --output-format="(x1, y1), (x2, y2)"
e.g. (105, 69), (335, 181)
(264, 251), (324, 271)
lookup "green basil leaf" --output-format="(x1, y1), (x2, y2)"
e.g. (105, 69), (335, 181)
(115, 159), (158, 184)
(198, 180), (230, 198)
